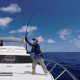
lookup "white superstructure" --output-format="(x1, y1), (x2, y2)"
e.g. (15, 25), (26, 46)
(0, 46), (28, 55)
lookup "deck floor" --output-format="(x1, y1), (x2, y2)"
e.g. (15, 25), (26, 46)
(0, 64), (54, 80)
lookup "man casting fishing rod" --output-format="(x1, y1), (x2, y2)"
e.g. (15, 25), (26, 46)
(25, 37), (48, 75)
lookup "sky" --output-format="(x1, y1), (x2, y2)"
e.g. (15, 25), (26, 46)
(0, 0), (80, 52)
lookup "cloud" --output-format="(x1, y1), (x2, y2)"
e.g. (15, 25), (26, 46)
(47, 39), (55, 44)
(0, 17), (13, 27)
(70, 37), (80, 48)
(9, 30), (16, 34)
(9, 25), (37, 34)
(57, 46), (65, 50)
(58, 29), (71, 40)
(36, 36), (45, 43)
(0, 3), (21, 13)
(18, 26), (37, 33)
(78, 35), (80, 38)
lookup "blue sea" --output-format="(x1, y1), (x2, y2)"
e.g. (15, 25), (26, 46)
(43, 52), (80, 80)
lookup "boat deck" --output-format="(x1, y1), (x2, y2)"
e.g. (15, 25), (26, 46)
(0, 64), (54, 80)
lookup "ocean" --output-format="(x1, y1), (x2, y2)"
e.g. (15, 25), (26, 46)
(43, 52), (80, 80)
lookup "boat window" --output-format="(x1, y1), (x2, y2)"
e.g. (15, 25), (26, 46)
(0, 55), (32, 63)
(0, 40), (3, 46)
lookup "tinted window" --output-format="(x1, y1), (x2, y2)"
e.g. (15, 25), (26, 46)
(0, 55), (32, 63)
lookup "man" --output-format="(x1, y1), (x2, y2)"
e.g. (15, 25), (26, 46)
(25, 37), (48, 75)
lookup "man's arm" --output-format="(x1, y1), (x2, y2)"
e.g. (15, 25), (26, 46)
(25, 37), (33, 46)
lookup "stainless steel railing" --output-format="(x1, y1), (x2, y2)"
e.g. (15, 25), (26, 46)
(44, 59), (78, 80)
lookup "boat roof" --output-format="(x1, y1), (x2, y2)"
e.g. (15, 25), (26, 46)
(0, 37), (29, 55)
(0, 46), (29, 56)
(0, 37), (24, 43)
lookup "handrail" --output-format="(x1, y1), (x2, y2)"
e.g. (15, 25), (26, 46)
(44, 59), (78, 80)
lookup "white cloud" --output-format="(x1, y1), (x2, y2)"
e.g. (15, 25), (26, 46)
(0, 3), (21, 13)
(70, 37), (80, 48)
(58, 29), (71, 40)
(36, 36), (45, 43)
(78, 35), (80, 38)
(57, 46), (65, 50)
(9, 25), (37, 34)
(9, 30), (16, 34)
(0, 17), (13, 27)
(47, 39), (55, 44)
(18, 26), (37, 33)
(27, 26), (37, 33)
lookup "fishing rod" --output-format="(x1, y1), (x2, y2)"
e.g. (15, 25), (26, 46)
(25, 8), (41, 51)
(25, 8), (40, 36)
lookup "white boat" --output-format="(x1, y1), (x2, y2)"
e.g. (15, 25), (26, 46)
(0, 37), (78, 80)
(0, 37), (54, 80)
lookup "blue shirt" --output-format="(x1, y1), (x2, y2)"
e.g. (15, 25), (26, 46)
(30, 53), (42, 59)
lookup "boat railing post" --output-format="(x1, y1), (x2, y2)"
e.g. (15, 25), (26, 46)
(50, 63), (57, 73)
(54, 70), (66, 80)
(66, 70), (78, 80)
(45, 59), (51, 67)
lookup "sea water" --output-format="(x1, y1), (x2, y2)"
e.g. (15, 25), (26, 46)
(43, 52), (80, 79)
